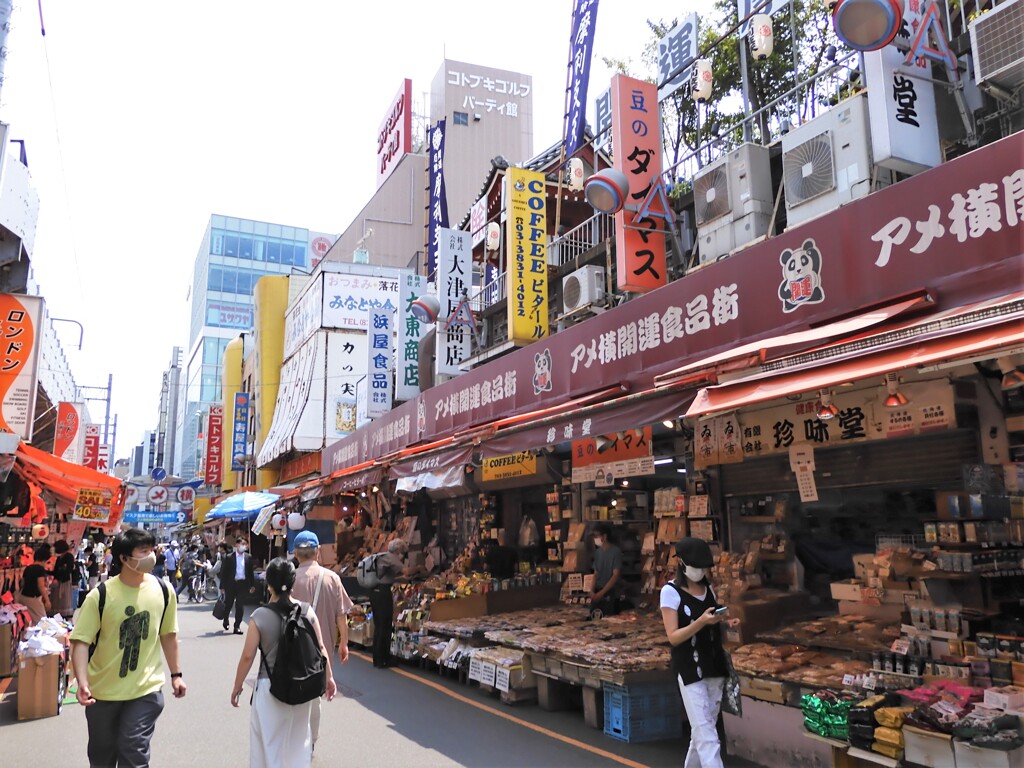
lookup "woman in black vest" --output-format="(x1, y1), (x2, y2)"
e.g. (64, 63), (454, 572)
(660, 537), (737, 768)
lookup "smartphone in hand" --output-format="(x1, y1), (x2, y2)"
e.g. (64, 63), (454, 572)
(713, 606), (729, 616)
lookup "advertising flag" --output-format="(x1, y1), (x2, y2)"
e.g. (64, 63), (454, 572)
(427, 120), (450, 277)
(565, 0), (600, 158)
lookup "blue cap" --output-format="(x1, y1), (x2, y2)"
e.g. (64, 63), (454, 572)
(293, 531), (320, 550)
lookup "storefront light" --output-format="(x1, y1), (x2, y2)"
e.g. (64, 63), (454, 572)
(654, 457), (674, 466)
(884, 374), (909, 408)
(997, 357), (1024, 391)
(676, 468), (688, 474)
(816, 391), (840, 420)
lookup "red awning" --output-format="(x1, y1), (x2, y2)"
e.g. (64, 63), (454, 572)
(14, 443), (125, 527)
(686, 317), (1024, 418)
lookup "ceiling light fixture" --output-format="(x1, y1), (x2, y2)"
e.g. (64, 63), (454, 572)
(884, 373), (909, 408)
(997, 356), (1024, 391)
(654, 457), (674, 466)
(817, 390), (839, 420)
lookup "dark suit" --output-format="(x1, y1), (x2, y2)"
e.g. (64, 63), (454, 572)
(220, 551), (255, 630)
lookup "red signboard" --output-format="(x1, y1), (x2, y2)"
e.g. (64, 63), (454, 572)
(611, 74), (668, 293)
(377, 78), (412, 188)
(83, 424), (100, 470)
(323, 133), (1024, 473)
(205, 405), (224, 485)
(280, 451), (322, 483)
(53, 402), (82, 462)
(573, 426), (653, 468)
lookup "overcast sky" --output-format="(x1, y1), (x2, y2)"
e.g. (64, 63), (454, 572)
(2, 0), (696, 461)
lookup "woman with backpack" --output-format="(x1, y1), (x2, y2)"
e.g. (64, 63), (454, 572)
(49, 540), (77, 617)
(230, 557), (336, 768)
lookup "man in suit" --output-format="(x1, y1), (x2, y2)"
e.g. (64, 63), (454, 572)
(219, 537), (255, 634)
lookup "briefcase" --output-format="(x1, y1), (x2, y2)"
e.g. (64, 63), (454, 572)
(212, 597), (228, 621)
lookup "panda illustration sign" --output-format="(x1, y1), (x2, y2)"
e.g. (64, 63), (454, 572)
(778, 239), (825, 313)
(533, 348), (553, 396)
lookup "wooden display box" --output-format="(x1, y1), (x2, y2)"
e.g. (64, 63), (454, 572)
(738, 675), (793, 705)
(428, 584), (561, 622)
(903, 725), (954, 768)
(954, 739), (1024, 768)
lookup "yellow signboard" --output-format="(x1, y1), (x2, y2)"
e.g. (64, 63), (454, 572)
(482, 451), (538, 482)
(505, 167), (548, 344)
(73, 488), (114, 524)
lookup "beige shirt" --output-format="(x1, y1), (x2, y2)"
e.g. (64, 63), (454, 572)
(291, 560), (354, 647)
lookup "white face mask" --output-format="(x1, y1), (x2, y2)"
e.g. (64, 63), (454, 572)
(235, 545), (246, 554)
(124, 552), (157, 574)
(593, 537), (604, 548)
(684, 565), (706, 583)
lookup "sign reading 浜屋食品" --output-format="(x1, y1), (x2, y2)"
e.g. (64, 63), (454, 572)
(611, 75), (668, 293)
(506, 167), (548, 344)
(565, 0), (600, 158)
(436, 228), (472, 377)
(397, 274), (427, 402)
(367, 308), (394, 419)
(0, 294), (44, 441)
(231, 392), (250, 472)
(205, 405), (224, 485)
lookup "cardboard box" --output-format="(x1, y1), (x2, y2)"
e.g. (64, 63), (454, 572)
(953, 739), (1024, 768)
(985, 685), (1024, 710)
(903, 726), (954, 768)
(830, 580), (862, 601)
(17, 653), (62, 721)
(838, 600), (904, 622)
(0, 623), (13, 677)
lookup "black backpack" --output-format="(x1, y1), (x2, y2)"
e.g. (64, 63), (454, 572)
(260, 601), (326, 705)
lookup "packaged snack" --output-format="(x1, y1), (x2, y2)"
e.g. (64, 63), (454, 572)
(874, 726), (905, 747)
(875, 706), (915, 728)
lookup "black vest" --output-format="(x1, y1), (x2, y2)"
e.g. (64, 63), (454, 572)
(667, 582), (727, 686)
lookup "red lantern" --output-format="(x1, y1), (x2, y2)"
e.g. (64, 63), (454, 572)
(31, 523), (49, 540)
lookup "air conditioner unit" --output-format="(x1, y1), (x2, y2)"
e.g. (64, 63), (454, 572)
(970, 0), (1024, 91)
(562, 265), (605, 313)
(692, 142), (773, 264)
(781, 93), (873, 230)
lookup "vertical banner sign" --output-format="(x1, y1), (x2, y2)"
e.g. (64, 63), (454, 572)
(657, 13), (700, 102)
(611, 74), (668, 293)
(367, 308), (394, 418)
(83, 424), (100, 470)
(864, 1), (942, 174)
(53, 402), (85, 464)
(0, 294), (43, 441)
(377, 78), (412, 188)
(436, 228), (472, 376)
(426, 120), (450, 277)
(595, 88), (612, 151)
(205, 405), (224, 485)
(231, 392), (250, 471)
(565, 0), (600, 158)
(97, 445), (111, 474)
(505, 167), (549, 344)
(396, 274), (427, 401)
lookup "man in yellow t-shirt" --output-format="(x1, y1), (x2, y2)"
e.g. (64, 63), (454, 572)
(70, 528), (187, 767)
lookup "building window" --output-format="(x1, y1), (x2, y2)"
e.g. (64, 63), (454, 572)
(453, 111), (469, 126)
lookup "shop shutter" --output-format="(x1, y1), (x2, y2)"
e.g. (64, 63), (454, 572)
(720, 430), (979, 496)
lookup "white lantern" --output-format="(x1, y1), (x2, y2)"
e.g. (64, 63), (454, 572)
(749, 14), (773, 60)
(287, 511), (305, 531)
(567, 157), (585, 191)
(270, 513), (286, 531)
(485, 222), (501, 251)
(31, 524), (49, 540)
(690, 59), (713, 102)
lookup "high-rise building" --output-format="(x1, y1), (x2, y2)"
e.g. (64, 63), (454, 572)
(131, 430), (157, 478)
(156, 347), (182, 475)
(175, 214), (336, 480)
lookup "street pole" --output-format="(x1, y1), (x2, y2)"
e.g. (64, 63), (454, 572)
(740, 41), (753, 143)
(103, 373), (112, 445)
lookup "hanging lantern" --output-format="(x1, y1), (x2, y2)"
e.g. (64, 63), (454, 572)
(31, 523), (49, 540)
(485, 221), (501, 251)
(831, 0), (902, 52)
(749, 14), (774, 60)
(690, 59), (713, 102)
(566, 157), (585, 191)
(270, 513), (286, 531)
(286, 511), (306, 531)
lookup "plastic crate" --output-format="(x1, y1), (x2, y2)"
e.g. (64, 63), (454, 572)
(603, 681), (683, 743)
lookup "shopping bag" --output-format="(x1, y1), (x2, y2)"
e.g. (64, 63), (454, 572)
(720, 649), (743, 718)
(212, 596), (228, 621)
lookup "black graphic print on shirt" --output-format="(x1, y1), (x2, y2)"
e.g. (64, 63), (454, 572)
(118, 605), (150, 678)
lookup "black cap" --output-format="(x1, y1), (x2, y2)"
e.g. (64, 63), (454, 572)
(675, 537), (714, 568)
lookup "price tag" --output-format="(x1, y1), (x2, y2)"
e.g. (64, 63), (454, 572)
(468, 657), (483, 682)
(495, 667), (511, 692)
(480, 661), (497, 687)
(891, 638), (911, 656)
(863, 675), (878, 691)
(842, 674), (856, 687)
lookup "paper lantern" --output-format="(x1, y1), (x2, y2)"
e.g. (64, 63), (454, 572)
(749, 15), (774, 60)
(690, 59), (713, 102)
(270, 513), (286, 530)
(286, 511), (306, 531)
(31, 524), (49, 540)
(485, 222), (501, 251)
(567, 157), (585, 191)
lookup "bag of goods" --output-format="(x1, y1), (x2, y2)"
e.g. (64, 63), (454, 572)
(800, 689), (857, 740)
(874, 726), (904, 748)
(874, 706), (914, 729)
(871, 742), (903, 760)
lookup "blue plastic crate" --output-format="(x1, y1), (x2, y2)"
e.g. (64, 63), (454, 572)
(603, 681), (684, 743)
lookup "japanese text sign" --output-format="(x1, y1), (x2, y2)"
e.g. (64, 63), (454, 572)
(53, 402), (85, 464)
(83, 424), (100, 470)
(284, 273), (324, 360)
(505, 167), (549, 344)
(657, 13), (699, 102)
(97, 444), (110, 474)
(397, 273), (427, 401)
(448, 68), (529, 120)
(231, 392), (250, 472)
(611, 75), (668, 293)
(72, 487), (114, 525)
(694, 413), (743, 470)
(377, 78), (412, 188)
(328, 331), (366, 437)
(322, 272), (400, 331)
(436, 228), (472, 377)
(205, 405), (223, 485)
(367, 308), (394, 419)
(427, 119), (450, 277)
(565, 0), (600, 158)
(0, 294), (43, 441)
(595, 88), (612, 150)
(572, 425), (652, 468)
(481, 451), (538, 482)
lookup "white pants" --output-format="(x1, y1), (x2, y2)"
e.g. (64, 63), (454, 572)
(310, 695), (321, 745)
(251, 677), (313, 768)
(678, 676), (725, 768)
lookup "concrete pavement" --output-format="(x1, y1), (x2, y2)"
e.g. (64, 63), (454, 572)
(0, 599), (764, 767)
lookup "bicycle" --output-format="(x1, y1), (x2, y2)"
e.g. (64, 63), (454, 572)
(188, 566), (209, 603)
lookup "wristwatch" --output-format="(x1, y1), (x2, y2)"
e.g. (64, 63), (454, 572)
(170, 672), (183, 679)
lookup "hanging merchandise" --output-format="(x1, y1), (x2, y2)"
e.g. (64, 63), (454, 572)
(270, 513), (286, 531)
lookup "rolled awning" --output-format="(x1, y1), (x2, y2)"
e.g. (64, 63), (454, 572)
(391, 445), (475, 497)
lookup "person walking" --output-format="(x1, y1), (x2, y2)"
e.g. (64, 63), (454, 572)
(163, 542), (179, 595)
(368, 539), (413, 669)
(69, 527), (187, 768)
(16, 543), (51, 624)
(176, 545), (198, 602)
(50, 540), (77, 617)
(230, 557), (336, 768)
(660, 537), (738, 768)
(221, 537), (256, 634)
(289, 531), (352, 747)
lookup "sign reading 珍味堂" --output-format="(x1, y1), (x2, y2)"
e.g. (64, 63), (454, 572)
(205, 405), (223, 485)
(611, 74), (668, 293)
(322, 273), (399, 330)
(231, 392), (250, 472)
(367, 308), (394, 419)
(565, 0), (600, 158)
(656, 13), (699, 102)
(396, 274), (427, 402)
(427, 120), (450, 277)
(436, 228), (472, 377)
(505, 167), (548, 344)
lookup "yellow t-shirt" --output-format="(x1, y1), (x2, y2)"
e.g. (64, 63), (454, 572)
(69, 575), (179, 701)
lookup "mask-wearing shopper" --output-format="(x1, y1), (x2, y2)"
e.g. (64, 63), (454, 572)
(369, 540), (409, 668)
(221, 538), (256, 634)
(69, 527), (186, 768)
(660, 537), (729, 768)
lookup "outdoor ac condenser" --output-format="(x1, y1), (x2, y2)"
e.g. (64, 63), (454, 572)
(562, 265), (605, 313)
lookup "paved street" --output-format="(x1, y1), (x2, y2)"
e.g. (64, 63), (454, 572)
(1, 601), (762, 767)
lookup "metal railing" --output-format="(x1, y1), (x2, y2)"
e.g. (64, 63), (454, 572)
(469, 271), (507, 313)
(548, 213), (614, 268)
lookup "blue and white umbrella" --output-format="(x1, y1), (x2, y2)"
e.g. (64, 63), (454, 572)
(205, 491), (280, 521)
